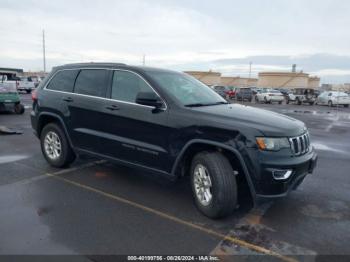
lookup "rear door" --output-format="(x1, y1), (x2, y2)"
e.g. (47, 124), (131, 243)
(68, 69), (112, 152)
(98, 70), (170, 172)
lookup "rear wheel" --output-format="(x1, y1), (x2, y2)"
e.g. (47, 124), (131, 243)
(328, 100), (333, 107)
(297, 98), (302, 105)
(190, 152), (237, 218)
(40, 123), (76, 168)
(14, 103), (25, 114)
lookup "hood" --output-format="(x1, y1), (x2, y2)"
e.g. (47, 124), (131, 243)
(191, 104), (306, 137)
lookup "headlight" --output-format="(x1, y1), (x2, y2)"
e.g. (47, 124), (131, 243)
(256, 137), (290, 151)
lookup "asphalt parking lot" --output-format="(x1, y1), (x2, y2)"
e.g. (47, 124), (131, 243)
(1, 94), (350, 261)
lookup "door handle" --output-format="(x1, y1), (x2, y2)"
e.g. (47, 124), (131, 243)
(105, 105), (120, 111)
(62, 97), (74, 102)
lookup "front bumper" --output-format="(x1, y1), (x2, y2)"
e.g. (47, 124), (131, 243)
(245, 147), (318, 202)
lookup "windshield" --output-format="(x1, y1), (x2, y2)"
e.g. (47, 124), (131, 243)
(0, 83), (17, 93)
(147, 71), (227, 106)
(334, 92), (349, 97)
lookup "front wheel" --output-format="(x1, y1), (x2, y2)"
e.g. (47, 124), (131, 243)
(190, 152), (237, 219)
(328, 100), (333, 107)
(40, 123), (76, 168)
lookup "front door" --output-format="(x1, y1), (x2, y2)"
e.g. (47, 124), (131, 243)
(98, 70), (170, 173)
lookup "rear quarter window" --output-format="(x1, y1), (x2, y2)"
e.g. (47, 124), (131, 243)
(46, 70), (79, 92)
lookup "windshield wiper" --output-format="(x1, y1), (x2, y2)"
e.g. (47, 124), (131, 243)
(185, 101), (229, 107)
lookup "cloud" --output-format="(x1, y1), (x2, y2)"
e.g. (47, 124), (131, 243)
(0, 0), (349, 83)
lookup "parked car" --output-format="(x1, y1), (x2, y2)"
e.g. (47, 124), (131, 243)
(0, 75), (25, 114)
(31, 63), (317, 218)
(255, 89), (284, 104)
(17, 76), (36, 93)
(212, 85), (234, 99)
(287, 88), (316, 105)
(235, 87), (253, 102)
(316, 91), (350, 107)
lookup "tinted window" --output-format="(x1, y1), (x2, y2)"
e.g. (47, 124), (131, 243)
(47, 70), (79, 92)
(111, 71), (155, 103)
(74, 69), (109, 97)
(147, 71), (225, 106)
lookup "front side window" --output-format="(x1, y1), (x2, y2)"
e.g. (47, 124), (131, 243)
(74, 69), (109, 97)
(47, 70), (79, 92)
(147, 71), (226, 106)
(111, 70), (156, 103)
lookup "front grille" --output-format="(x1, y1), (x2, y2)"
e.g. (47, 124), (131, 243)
(289, 132), (310, 156)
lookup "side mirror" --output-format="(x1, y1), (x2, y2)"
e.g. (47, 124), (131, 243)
(136, 91), (164, 108)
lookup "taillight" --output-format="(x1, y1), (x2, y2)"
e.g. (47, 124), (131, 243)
(31, 89), (38, 101)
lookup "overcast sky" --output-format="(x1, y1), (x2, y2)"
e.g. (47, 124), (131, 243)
(1, 0), (349, 83)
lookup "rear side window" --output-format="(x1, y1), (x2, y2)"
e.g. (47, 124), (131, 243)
(46, 70), (79, 92)
(111, 70), (155, 103)
(74, 69), (109, 97)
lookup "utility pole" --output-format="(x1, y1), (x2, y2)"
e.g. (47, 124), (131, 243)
(249, 61), (252, 79)
(142, 54), (146, 66)
(42, 29), (46, 73)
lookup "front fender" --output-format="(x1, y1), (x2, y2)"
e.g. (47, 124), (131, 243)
(170, 139), (257, 202)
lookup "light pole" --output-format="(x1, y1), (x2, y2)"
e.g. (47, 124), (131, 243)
(249, 61), (252, 79)
(42, 29), (46, 73)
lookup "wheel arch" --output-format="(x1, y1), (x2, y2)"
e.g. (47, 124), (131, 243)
(37, 112), (74, 149)
(171, 139), (257, 204)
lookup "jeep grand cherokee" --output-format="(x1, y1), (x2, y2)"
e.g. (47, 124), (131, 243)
(31, 63), (318, 218)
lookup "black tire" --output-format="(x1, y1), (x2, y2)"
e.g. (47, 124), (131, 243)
(345, 104), (349, 108)
(264, 97), (268, 104)
(40, 123), (76, 168)
(279, 101), (282, 105)
(14, 103), (25, 114)
(190, 152), (237, 219)
(328, 100), (333, 107)
(297, 98), (302, 105)
(26, 89), (32, 94)
(286, 99), (290, 104)
(309, 102), (314, 105)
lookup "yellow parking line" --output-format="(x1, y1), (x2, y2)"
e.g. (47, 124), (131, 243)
(45, 172), (297, 262)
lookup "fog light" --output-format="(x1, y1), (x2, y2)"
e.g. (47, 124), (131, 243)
(272, 170), (293, 180)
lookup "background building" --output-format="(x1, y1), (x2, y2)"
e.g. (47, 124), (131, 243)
(184, 71), (221, 86)
(220, 76), (258, 87)
(308, 76), (321, 89)
(258, 71), (311, 89)
(0, 67), (23, 79)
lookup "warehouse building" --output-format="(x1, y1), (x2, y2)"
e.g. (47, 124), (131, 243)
(184, 71), (221, 86)
(220, 76), (258, 87)
(185, 71), (258, 87)
(258, 71), (320, 89)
